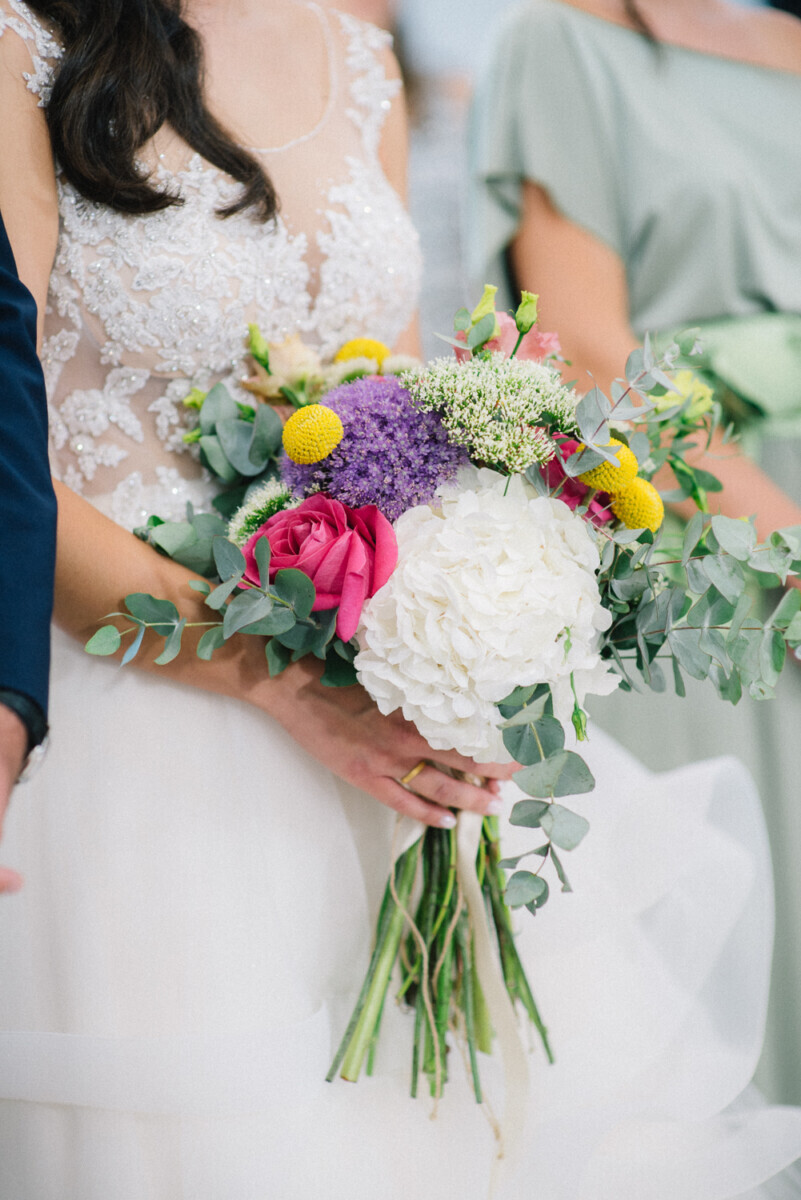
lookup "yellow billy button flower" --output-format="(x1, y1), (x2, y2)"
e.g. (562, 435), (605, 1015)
(334, 338), (392, 368)
(611, 477), (665, 534)
(577, 438), (638, 493)
(282, 404), (344, 465)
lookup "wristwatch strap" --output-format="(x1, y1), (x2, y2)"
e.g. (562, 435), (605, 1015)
(0, 689), (48, 756)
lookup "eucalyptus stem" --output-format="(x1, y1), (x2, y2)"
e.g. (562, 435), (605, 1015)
(457, 913), (483, 1103)
(328, 840), (421, 1083)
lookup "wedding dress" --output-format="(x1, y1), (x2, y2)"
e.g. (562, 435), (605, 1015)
(1, 2), (801, 1196)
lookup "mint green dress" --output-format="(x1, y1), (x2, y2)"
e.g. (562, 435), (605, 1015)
(469, 0), (801, 1104)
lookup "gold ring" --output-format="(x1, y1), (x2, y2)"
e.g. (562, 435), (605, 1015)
(399, 760), (428, 787)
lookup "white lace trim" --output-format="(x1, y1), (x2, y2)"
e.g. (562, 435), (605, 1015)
(0, 0), (62, 102)
(337, 11), (400, 159)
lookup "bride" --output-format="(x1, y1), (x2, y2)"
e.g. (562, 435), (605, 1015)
(1, 0), (800, 1195)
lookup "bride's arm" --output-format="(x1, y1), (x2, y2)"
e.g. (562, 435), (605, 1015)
(511, 180), (801, 556)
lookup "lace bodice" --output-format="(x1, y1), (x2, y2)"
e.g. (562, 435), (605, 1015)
(0, 0), (421, 528)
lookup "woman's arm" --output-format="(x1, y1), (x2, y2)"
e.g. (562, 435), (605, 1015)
(511, 180), (801, 550)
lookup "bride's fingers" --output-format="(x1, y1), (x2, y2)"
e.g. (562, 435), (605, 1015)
(378, 780), (459, 828)
(395, 764), (502, 818)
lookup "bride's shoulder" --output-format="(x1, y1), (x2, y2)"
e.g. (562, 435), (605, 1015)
(0, 0), (62, 100)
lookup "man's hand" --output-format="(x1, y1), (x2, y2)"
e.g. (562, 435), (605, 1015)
(0, 704), (26, 893)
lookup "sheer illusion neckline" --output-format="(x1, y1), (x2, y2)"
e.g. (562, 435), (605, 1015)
(546, 0), (801, 82)
(249, 2), (338, 156)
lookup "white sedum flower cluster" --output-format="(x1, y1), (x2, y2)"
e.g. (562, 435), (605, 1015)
(403, 354), (580, 474)
(355, 469), (619, 762)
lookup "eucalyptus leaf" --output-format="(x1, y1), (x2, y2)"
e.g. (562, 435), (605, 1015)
(549, 846), (573, 893)
(513, 751), (595, 799)
(154, 617), (186, 666)
(710, 515), (756, 561)
(505, 871), (548, 908)
(503, 716), (563, 767)
(760, 628), (786, 688)
(575, 386), (612, 447)
(240, 608), (295, 637)
(768, 588), (801, 631)
(150, 521), (197, 558)
(466, 312), (497, 350)
(509, 799), (551, 828)
(121, 623), (146, 666)
(253, 535), (272, 589)
(217, 418), (262, 476)
(701, 555), (744, 605)
(85, 625), (122, 656)
(249, 403), (283, 464)
(499, 695), (549, 728)
(223, 590), (274, 638)
(265, 638), (292, 677)
(672, 656), (686, 698)
(189, 579), (211, 595)
(667, 628), (711, 680)
(212, 537), (246, 583)
(682, 511), (705, 567)
(540, 804), (590, 850)
(197, 625), (226, 660)
(199, 382), (239, 434)
(199, 435), (241, 484)
(274, 568), (316, 620)
(321, 652), (358, 687)
(205, 575), (243, 611)
(125, 593), (180, 635)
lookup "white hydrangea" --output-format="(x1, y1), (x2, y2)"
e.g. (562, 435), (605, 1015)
(402, 354), (580, 473)
(355, 469), (619, 762)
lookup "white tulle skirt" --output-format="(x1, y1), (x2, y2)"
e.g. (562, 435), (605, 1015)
(1, 629), (801, 1199)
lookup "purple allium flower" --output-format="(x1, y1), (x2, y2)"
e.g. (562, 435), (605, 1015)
(281, 376), (467, 522)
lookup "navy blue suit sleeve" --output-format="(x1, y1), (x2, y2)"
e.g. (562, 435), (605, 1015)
(0, 210), (57, 718)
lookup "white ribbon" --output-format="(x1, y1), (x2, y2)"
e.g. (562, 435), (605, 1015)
(456, 811), (530, 1194)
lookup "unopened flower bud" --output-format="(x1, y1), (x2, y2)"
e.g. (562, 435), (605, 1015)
(470, 284), (500, 337)
(514, 291), (539, 335)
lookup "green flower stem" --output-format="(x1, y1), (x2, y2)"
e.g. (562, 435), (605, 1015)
(484, 843), (554, 1063)
(327, 840), (421, 1083)
(456, 914), (483, 1103)
(365, 988), (387, 1078)
(418, 832), (445, 1093)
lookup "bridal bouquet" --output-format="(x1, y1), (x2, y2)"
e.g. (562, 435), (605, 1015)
(87, 288), (801, 1110)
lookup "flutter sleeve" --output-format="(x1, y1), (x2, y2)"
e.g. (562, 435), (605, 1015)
(467, 1), (625, 305)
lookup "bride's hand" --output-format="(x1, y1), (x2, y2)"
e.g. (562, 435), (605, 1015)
(262, 657), (517, 828)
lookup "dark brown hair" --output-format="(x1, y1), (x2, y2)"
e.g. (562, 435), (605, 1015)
(26, 0), (277, 220)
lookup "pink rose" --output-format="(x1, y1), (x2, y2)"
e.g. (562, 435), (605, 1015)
(455, 312), (562, 362)
(243, 494), (398, 642)
(542, 438), (614, 527)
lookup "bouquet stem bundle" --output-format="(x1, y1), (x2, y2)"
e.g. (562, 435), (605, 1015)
(326, 817), (552, 1102)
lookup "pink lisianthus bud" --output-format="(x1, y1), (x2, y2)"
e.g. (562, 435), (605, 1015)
(243, 494), (398, 642)
(454, 312), (562, 363)
(542, 438), (614, 527)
